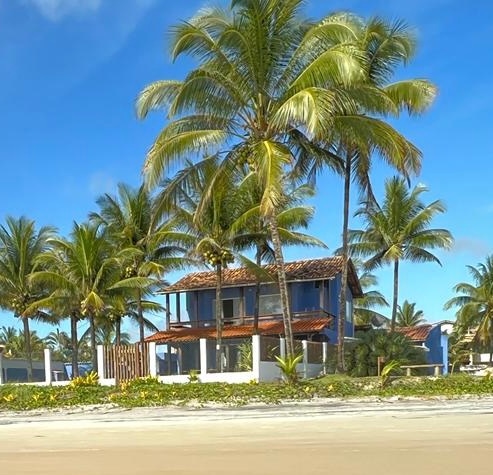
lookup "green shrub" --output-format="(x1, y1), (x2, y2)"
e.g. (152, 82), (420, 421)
(68, 371), (99, 389)
(347, 330), (427, 377)
(1, 373), (493, 412)
(275, 353), (303, 385)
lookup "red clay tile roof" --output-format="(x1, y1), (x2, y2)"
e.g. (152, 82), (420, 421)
(145, 317), (332, 344)
(394, 325), (433, 342)
(162, 257), (362, 297)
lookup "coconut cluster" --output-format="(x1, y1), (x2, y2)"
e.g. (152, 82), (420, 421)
(11, 296), (28, 314)
(202, 249), (234, 267)
(237, 146), (256, 171)
(124, 263), (138, 278)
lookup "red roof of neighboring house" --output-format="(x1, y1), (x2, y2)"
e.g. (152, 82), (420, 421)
(145, 317), (332, 344)
(162, 257), (363, 297)
(395, 325), (433, 342)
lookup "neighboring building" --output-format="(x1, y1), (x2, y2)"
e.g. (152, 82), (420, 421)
(147, 257), (363, 346)
(395, 322), (451, 374)
(0, 357), (65, 383)
(458, 326), (493, 366)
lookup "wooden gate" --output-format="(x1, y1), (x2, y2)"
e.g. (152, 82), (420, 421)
(104, 343), (149, 383)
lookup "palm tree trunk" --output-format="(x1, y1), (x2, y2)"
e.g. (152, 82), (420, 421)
(390, 259), (400, 332)
(253, 244), (262, 334)
(70, 313), (79, 378)
(337, 152), (352, 373)
(136, 289), (146, 374)
(22, 317), (33, 382)
(89, 314), (98, 372)
(115, 318), (122, 346)
(215, 262), (223, 372)
(267, 215), (294, 357)
(137, 289), (145, 346)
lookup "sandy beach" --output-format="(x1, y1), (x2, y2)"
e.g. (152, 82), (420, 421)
(1, 399), (492, 474)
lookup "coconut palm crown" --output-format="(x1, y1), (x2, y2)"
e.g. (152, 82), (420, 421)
(348, 177), (453, 331)
(136, 1), (424, 355)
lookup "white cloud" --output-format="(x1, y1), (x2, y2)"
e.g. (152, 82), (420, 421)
(23, 0), (102, 21)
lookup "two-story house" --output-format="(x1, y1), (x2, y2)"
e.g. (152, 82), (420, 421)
(147, 256), (362, 346)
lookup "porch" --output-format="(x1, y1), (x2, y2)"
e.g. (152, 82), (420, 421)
(96, 335), (330, 385)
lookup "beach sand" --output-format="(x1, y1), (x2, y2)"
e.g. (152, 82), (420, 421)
(1, 400), (492, 474)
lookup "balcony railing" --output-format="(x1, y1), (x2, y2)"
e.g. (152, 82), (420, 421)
(169, 309), (333, 329)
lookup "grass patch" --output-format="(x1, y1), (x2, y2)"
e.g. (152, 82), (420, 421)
(1, 374), (493, 412)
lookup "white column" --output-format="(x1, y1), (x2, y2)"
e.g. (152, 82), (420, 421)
(441, 334), (449, 375)
(252, 335), (260, 381)
(200, 339), (208, 376)
(44, 348), (52, 385)
(97, 345), (105, 381)
(279, 338), (286, 359)
(0, 351), (4, 385)
(302, 340), (308, 379)
(149, 342), (157, 377)
(322, 342), (328, 375)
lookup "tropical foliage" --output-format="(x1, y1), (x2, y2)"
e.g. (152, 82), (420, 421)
(445, 256), (493, 354)
(136, 1), (436, 360)
(0, 1), (457, 379)
(346, 329), (426, 377)
(352, 260), (389, 327)
(348, 177), (453, 331)
(0, 217), (55, 379)
(396, 300), (426, 327)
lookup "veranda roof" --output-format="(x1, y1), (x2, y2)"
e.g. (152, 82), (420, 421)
(145, 317), (332, 344)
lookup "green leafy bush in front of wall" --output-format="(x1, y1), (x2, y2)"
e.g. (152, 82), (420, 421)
(2, 374), (493, 412)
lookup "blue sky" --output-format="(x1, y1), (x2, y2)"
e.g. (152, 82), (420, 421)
(0, 0), (492, 338)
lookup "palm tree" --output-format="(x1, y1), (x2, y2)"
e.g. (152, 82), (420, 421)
(348, 177), (453, 331)
(0, 326), (46, 360)
(79, 322), (132, 347)
(295, 18), (436, 371)
(103, 294), (162, 346)
(29, 258), (86, 377)
(45, 329), (72, 361)
(445, 256), (493, 352)
(230, 174), (327, 333)
(396, 300), (425, 327)
(136, 2), (421, 356)
(161, 156), (256, 371)
(31, 222), (120, 372)
(353, 264), (389, 328)
(90, 183), (187, 347)
(0, 216), (55, 380)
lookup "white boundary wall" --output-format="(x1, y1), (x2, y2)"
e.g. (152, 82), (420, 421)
(95, 337), (326, 385)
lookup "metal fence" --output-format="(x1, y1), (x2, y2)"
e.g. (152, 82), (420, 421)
(260, 336), (281, 362)
(206, 338), (252, 372)
(306, 341), (324, 364)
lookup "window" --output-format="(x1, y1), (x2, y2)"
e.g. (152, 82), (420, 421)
(259, 294), (282, 316)
(346, 298), (353, 324)
(212, 298), (242, 320)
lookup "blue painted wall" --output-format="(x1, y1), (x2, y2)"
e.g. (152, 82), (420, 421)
(424, 325), (448, 374)
(184, 275), (356, 341)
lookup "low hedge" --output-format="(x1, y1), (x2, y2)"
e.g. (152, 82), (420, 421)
(1, 374), (493, 412)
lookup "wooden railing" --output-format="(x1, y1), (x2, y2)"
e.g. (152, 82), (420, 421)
(169, 309), (333, 329)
